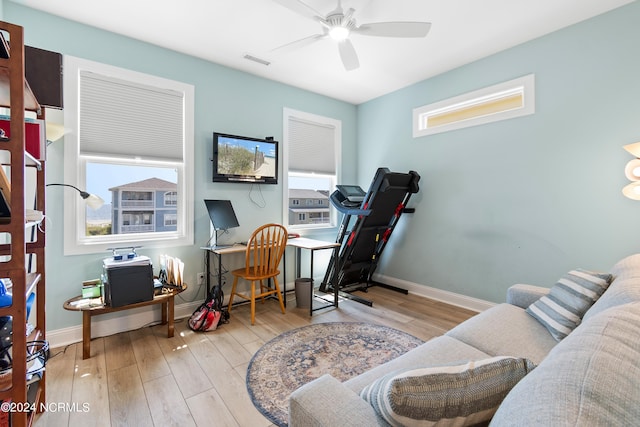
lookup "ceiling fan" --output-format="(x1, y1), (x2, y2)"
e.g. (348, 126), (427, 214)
(271, 0), (431, 71)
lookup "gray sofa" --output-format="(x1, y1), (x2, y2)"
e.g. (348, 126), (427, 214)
(289, 254), (640, 426)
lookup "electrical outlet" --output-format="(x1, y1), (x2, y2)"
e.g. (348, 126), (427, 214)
(197, 272), (205, 285)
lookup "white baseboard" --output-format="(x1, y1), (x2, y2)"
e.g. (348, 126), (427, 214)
(46, 300), (202, 350)
(373, 274), (495, 312)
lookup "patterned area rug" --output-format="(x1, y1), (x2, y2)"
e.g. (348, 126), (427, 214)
(246, 322), (424, 426)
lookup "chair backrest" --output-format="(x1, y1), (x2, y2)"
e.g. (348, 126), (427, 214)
(244, 223), (288, 277)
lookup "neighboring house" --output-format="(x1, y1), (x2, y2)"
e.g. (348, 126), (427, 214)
(109, 178), (178, 234)
(288, 189), (330, 226)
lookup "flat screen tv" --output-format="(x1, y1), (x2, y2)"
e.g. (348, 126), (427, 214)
(212, 132), (278, 184)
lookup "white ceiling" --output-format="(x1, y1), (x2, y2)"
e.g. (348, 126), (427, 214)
(10, 0), (634, 104)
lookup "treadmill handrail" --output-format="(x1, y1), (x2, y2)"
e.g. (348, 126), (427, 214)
(330, 190), (372, 216)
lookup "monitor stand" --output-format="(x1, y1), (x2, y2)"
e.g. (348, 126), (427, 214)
(212, 229), (232, 249)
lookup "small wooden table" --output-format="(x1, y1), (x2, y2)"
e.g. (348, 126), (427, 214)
(63, 286), (186, 359)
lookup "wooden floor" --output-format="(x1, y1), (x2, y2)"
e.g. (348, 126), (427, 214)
(34, 287), (477, 427)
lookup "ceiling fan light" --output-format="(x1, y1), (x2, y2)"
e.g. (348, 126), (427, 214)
(329, 26), (350, 41)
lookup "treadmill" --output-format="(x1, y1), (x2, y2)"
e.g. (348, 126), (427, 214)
(320, 167), (420, 306)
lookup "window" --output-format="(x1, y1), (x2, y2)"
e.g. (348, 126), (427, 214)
(164, 191), (177, 206)
(283, 108), (341, 229)
(63, 56), (194, 255)
(164, 214), (177, 227)
(413, 74), (535, 137)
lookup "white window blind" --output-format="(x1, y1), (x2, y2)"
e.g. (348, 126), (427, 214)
(79, 71), (184, 161)
(288, 117), (336, 174)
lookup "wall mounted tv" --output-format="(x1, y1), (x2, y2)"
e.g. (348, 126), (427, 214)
(212, 132), (278, 184)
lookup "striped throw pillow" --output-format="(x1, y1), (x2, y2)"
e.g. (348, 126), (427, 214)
(526, 268), (613, 341)
(360, 356), (536, 427)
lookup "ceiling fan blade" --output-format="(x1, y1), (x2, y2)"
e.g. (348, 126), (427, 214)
(271, 0), (323, 20)
(354, 21), (431, 38)
(272, 33), (326, 53)
(338, 39), (359, 71)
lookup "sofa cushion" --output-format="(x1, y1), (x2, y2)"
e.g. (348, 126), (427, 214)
(525, 269), (612, 341)
(506, 284), (550, 308)
(608, 252), (640, 279)
(490, 302), (640, 426)
(446, 304), (557, 365)
(360, 356), (535, 427)
(289, 374), (383, 427)
(583, 276), (640, 321)
(583, 254), (640, 321)
(344, 335), (491, 394)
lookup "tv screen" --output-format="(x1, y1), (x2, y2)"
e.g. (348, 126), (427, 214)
(212, 132), (278, 184)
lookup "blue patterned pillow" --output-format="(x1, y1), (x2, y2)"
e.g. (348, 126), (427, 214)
(526, 268), (613, 341)
(360, 356), (536, 427)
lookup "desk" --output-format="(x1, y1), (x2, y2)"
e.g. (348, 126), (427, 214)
(285, 238), (340, 315)
(63, 286), (185, 359)
(202, 238), (340, 315)
(201, 244), (247, 296)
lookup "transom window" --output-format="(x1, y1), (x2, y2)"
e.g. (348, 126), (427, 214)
(413, 74), (535, 137)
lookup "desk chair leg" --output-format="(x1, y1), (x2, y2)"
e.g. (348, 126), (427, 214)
(274, 278), (286, 315)
(259, 280), (266, 304)
(251, 280), (256, 325)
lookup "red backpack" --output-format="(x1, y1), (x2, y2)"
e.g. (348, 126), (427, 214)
(188, 285), (229, 332)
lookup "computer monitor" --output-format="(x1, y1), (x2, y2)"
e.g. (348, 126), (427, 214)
(204, 199), (240, 231)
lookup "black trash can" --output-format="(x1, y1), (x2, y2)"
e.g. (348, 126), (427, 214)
(295, 278), (312, 308)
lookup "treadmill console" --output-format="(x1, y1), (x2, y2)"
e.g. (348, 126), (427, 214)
(336, 185), (366, 204)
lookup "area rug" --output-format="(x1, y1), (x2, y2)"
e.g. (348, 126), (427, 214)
(246, 322), (424, 426)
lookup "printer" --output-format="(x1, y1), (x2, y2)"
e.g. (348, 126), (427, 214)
(102, 255), (154, 307)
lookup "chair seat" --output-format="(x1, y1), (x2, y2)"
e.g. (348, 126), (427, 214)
(231, 268), (281, 281)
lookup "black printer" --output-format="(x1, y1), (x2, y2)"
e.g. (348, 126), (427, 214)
(102, 255), (154, 307)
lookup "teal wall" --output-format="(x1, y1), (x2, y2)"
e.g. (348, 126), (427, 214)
(4, 2), (639, 330)
(357, 2), (640, 302)
(3, 3), (358, 330)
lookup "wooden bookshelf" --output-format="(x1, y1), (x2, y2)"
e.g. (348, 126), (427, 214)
(0, 20), (46, 427)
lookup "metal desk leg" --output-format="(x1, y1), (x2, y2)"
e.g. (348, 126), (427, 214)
(283, 248), (287, 308)
(216, 251), (223, 289)
(205, 249), (211, 296)
(332, 246), (339, 307)
(309, 248), (315, 317)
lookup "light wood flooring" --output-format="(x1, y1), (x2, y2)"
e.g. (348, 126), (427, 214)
(34, 287), (477, 427)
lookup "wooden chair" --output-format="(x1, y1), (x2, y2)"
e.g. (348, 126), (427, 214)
(227, 223), (288, 325)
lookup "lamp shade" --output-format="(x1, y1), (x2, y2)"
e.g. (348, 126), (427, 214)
(625, 159), (640, 181)
(45, 122), (67, 143)
(623, 182), (640, 200)
(46, 183), (105, 210)
(623, 142), (640, 158)
(85, 194), (105, 210)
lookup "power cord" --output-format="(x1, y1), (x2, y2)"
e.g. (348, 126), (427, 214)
(249, 183), (266, 208)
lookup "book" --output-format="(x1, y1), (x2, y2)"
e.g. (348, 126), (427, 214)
(0, 32), (9, 59)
